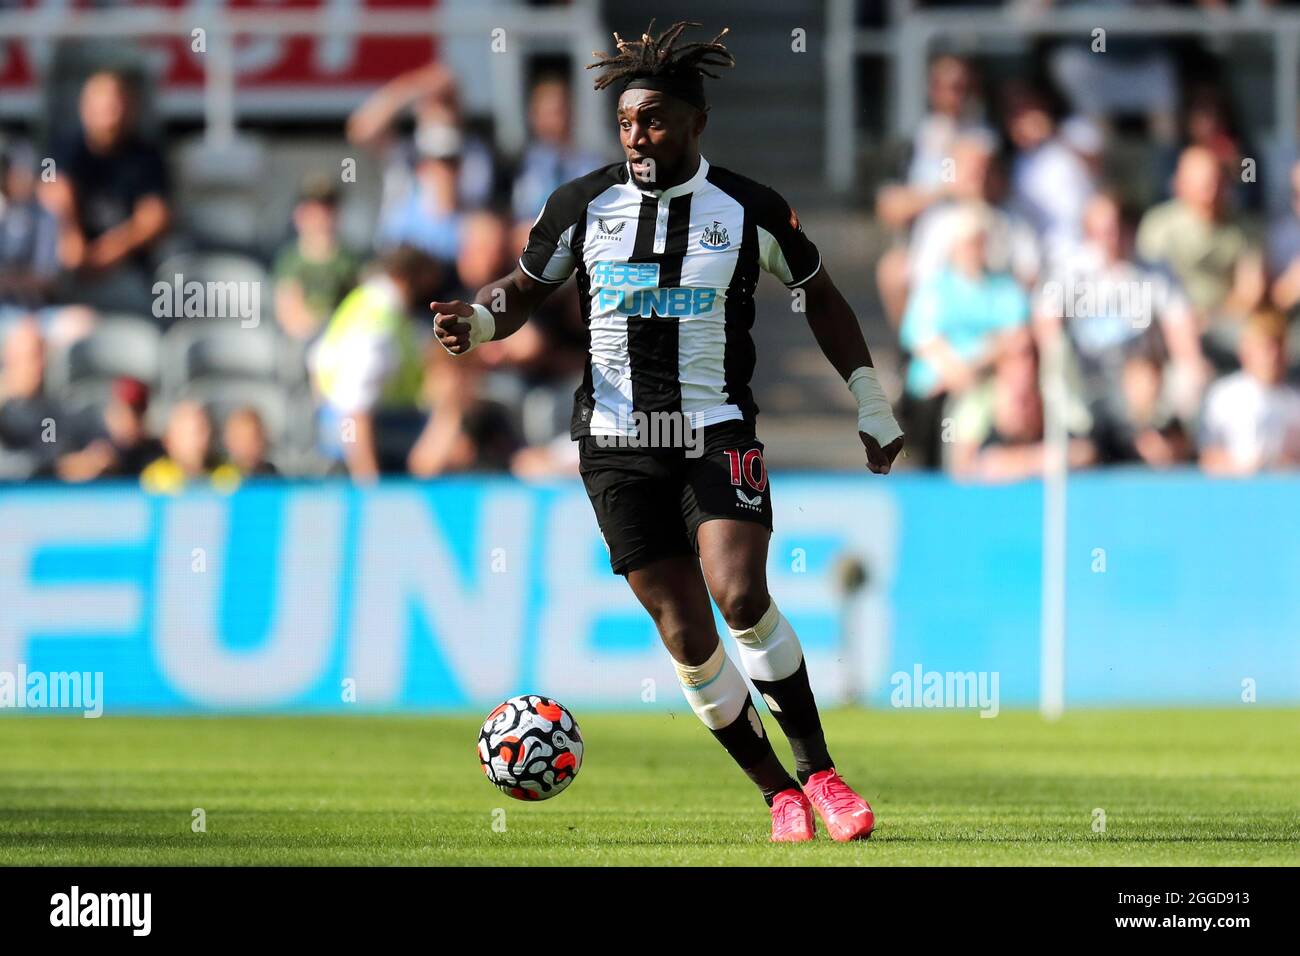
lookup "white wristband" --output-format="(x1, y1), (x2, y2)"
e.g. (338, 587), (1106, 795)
(847, 366), (903, 447)
(444, 303), (495, 354)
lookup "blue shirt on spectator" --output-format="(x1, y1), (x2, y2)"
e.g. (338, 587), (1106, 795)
(375, 188), (462, 265)
(901, 268), (1030, 397)
(511, 143), (605, 224)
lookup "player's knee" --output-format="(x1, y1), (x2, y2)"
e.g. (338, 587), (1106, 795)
(653, 615), (691, 650)
(646, 606), (711, 663)
(715, 587), (770, 633)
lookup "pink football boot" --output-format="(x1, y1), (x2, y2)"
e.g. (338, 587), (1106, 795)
(770, 788), (816, 843)
(802, 769), (875, 841)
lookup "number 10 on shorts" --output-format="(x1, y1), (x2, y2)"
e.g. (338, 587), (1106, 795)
(724, 448), (768, 492)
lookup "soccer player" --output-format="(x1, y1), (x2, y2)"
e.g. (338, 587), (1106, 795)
(433, 21), (904, 842)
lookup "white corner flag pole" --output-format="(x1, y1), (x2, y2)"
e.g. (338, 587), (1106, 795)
(1040, 335), (1068, 721)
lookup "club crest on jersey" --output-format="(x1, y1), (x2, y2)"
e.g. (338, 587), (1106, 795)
(699, 220), (730, 251)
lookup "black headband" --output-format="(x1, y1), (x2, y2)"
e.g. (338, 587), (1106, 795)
(620, 72), (706, 111)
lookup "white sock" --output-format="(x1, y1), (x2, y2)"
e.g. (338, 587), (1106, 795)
(673, 641), (751, 730)
(727, 599), (803, 683)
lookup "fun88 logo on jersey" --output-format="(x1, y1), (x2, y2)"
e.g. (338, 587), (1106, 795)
(592, 260), (717, 317)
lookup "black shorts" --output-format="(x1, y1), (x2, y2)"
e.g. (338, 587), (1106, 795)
(578, 418), (774, 575)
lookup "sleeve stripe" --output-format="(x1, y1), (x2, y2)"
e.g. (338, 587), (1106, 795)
(517, 258), (567, 285)
(786, 256), (823, 289)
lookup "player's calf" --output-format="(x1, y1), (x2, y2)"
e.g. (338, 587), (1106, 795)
(674, 640), (799, 806)
(728, 598), (835, 785)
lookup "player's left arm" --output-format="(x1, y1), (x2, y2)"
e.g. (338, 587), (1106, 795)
(434, 180), (582, 355)
(800, 267), (905, 474)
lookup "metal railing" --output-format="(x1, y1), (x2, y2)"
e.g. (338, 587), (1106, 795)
(818, 0), (1300, 715)
(825, 0), (1300, 192)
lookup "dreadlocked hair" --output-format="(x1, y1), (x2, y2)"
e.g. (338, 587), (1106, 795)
(586, 20), (734, 93)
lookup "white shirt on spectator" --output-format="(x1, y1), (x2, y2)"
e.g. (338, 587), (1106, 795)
(909, 201), (1040, 286)
(906, 115), (997, 190)
(308, 276), (402, 415)
(327, 333), (396, 415)
(1012, 138), (1095, 273)
(1039, 243), (1185, 360)
(1200, 371), (1300, 469)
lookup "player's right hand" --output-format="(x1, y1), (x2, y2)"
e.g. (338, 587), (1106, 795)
(431, 300), (476, 354)
(859, 432), (904, 476)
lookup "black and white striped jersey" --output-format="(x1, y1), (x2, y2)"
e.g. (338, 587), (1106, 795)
(518, 156), (822, 439)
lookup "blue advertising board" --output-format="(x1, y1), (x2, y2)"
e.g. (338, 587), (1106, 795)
(1, 473), (1296, 713)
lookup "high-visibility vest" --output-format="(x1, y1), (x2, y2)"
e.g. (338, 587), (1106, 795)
(313, 277), (423, 409)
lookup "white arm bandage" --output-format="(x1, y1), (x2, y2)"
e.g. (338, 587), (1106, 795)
(442, 303), (495, 354)
(847, 366), (903, 447)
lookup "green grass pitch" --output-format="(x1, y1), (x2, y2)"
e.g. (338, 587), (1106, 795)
(1, 708), (1297, 865)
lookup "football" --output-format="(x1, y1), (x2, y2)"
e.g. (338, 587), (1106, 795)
(477, 695), (584, 801)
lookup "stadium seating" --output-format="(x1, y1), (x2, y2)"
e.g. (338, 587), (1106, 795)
(45, 314), (163, 398)
(160, 318), (284, 398)
(178, 198), (266, 253)
(154, 252), (269, 293)
(521, 379), (580, 448)
(0, 447), (39, 480)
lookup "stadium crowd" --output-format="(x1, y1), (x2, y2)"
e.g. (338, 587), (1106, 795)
(877, 52), (1300, 479)
(0, 64), (593, 487)
(2, 41), (1300, 489)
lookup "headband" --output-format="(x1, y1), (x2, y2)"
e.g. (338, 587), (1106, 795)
(621, 72), (706, 111)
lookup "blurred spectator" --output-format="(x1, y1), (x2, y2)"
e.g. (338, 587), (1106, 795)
(509, 74), (605, 252)
(0, 317), (67, 475)
(140, 400), (240, 494)
(409, 393), (519, 476)
(1003, 87), (1100, 271)
(407, 343), (487, 478)
(510, 432), (580, 479)
(880, 135), (1040, 328)
(374, 123), (464, 269)
(346, 62), (497, 225)
(1265, 160), (1300, 317)
(309, 246), (439, 481)
(1137, 146), (1265, 361)
(453, 209), (511, 299)
(458, 209), (585, 383)
(0, 139), (96, 350)
(1090, 342), (1192, 467)
(272, 175), (360, 343)
(1182, 86), (1250, 210)
(875, 56), (1000, 325)
(0, 141), (60, 323)
(876, 55), (993, 227)
(55, 376), (162, 481)
(899, 205), (1032, 465)
(1199, 309), (1300, 476)
(412, 209), (581, 475)
(458, 399), (520, 472)
(42, 71), (170, 316)
(222, 406), (279, 478)
(1035, 192), (1207, 428)
(949, 328), (1097, 482)
(1047, 0), (1178, 145)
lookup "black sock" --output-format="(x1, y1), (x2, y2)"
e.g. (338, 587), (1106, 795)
(751, 659), (834, 785)
(709, 699), (799, 805)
